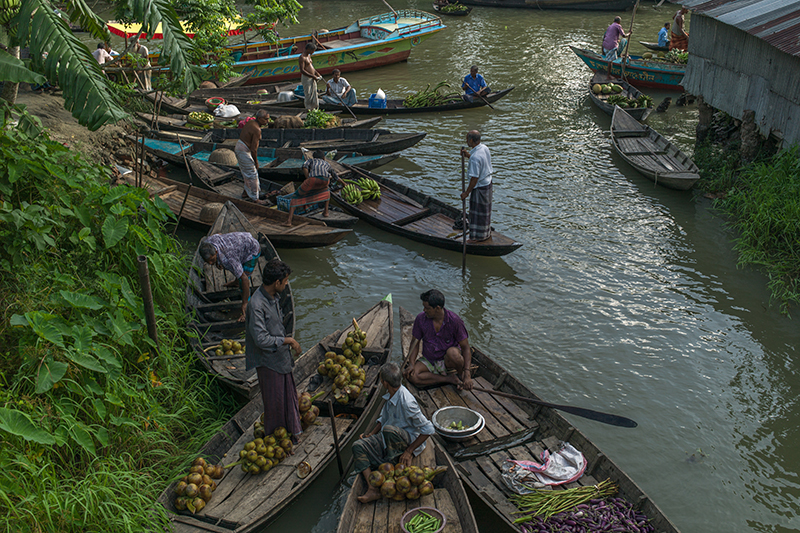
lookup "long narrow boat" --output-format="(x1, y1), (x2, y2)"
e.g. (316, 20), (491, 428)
(153, 11), (445, 86)
(188, 158), (359, 229)
(588, 72), (653, 122)
(331, 165), (522, 256)
(188, 81), (296, 105)
(134, 137), (399, 181)
(398, 307), (681, 533)
(158, 298), (393, 532)
(454, 0), (635, 9)
(569, 46), (685, 91)
(118, 171), (352, 247)
(206, 128), (427, 155)
(183, 201), (294, 397)
(611, 106), (699, 190)
(432, 2), (473, 16)
(639, 41), (669, 52)
(136, 113), (382, 134)
(336, 409), (479, 533)
(319, 87), (514, 115)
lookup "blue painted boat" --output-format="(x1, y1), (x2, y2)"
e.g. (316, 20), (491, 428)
(569, 46), (685, 91)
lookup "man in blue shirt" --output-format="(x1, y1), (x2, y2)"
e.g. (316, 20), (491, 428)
(462, 65), (490, 102)
(658, 22), (670, 48)
(352, 362), (435, 503)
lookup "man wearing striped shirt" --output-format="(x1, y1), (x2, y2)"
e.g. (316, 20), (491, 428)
(199, 232), (261, 321)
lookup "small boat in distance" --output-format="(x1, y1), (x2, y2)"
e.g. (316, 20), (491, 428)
(319, 87), (514, 115)
(432, 2), (473, 16)
(639, 41), (669, 52)
(611, 106), (700, 190)
(570, 45), (686, 91)
(450, 0), (635, 10)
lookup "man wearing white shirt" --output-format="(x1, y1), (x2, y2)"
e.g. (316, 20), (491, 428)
(322, 69), (357, 106)
(460, 130), (493, 242)
(92, 43), (112, 65)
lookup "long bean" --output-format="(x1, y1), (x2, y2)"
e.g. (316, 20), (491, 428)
(510, 479), (618, 522)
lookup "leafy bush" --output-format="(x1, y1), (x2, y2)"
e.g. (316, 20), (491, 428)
(0, 108), (238, 531)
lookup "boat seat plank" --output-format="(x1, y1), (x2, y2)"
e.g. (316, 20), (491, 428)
(613, 129), (648, 138)
(393, 208), (431, 226)
(403, 213), (455, 237)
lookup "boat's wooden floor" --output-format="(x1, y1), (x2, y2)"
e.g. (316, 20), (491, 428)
(170, 404), (354, 532)
(347, 444), (463, 533)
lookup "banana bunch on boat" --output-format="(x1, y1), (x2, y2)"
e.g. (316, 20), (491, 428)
(356, 177), (381, 200)
(341, 183), (364, 205)
(402, 81), (462, 108)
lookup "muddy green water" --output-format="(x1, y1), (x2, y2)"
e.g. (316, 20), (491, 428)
(130, 1), (799, 531)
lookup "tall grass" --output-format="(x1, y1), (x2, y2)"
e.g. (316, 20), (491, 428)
(717, 147), (800, 314)
(0, 107), (240, 531)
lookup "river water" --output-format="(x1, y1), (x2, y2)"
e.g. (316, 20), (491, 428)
(134, 1), (800, 531)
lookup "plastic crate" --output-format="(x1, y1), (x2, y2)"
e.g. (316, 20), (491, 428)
(368, 94), (387, 109)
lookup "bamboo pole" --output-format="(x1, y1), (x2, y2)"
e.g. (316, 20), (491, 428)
(461, 148), (467, 276)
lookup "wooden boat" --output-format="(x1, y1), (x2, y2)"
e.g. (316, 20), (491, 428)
(611, 106), (699, 191)
(588, 72), (653, 122)
(136, 113), (382, 134)
(331, 165), (522, 257)
(206, 128), (427, 156)
(141, 91), (190, 115)
(158, 298), (393, 532)
(134, 136), (399, 181)
(118, 171), (352, 247)
(152, 10), (445, 86)
(189, 79), (290, 102)
(319, 87), (514, 115)
(398, 307), (681, 533)
(432, 2), (473, 16)
(639, 41), (669, 53)
(569, 46), (686, 91)
(188, 158), (360, 229)
(336, 410), (479, 533)
(181, 201), (294, 393)
(450, 0), (635, 9)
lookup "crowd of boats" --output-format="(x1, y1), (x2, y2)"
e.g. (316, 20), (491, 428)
(118, 7), (698, 532)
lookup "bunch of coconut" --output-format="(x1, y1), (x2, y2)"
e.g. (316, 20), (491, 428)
(368, 463), (447, 502)
(299, 390), (325, 429)
(233, 424), (292, 476)
(317, 319), (368, 405)
(174, 457), (224, 513)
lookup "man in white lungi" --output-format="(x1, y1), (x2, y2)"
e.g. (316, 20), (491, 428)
(235, 109), (270, 204)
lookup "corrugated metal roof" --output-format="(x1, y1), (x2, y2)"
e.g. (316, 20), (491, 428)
(677, 0), (800, 55)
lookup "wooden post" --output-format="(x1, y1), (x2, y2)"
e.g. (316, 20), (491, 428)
(461, 148), (467, 276)
(137, 255), (159, 352)
(327, 399), (344, 475)
(172, 134), (195, 236)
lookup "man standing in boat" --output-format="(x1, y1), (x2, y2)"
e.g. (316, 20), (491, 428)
(354, 362), (436, 503)
(403, 289), (474, 391)
(460, 129), (493, 243)
(235, 109), (270, 204)
(299, 43), (322, 110)
(462, 65), (490, 102)
(670, 7), (690, 51)
(199, 232), (261, 322)
(602, 16), (632, 60)
(245, 259), (302, 442)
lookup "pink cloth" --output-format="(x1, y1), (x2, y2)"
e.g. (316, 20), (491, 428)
(602, 22), (625, 52)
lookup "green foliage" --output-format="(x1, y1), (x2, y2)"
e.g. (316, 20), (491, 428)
(694, 140), (740, 193)
(0, 110), (239, 531)
(716, 147), (800, 314)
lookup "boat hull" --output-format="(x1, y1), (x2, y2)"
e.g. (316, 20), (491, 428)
(318, 87), (514, 115)
(570, 46), (685, 91)
(588, 73), (652, 122)
(457, 0), (636, 10)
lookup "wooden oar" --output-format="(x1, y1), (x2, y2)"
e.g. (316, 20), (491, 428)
(465, 85), (494, 109)
(620, 0), (640, 82)
(320, 76), (358, 120)
(472, 386), (638, 428)
(461, 148), (467, 275)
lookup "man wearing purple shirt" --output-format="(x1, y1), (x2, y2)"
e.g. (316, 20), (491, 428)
(602, 16), (631, 60)
(199, 232), (261, 322)
(403, 289), (473, 390)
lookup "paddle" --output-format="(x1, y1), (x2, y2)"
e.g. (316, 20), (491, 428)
(472, 386), (638, 428)
(321, 76), (358, 120)
(464, 84), (494, 109)
(461, 147), (467, 275)
(620, 0), (640, 82)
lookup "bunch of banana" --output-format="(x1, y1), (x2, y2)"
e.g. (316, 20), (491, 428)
(188, 111), (214, 125)
(356, 177), (381, 200)
(0, 0), (21, 26)
(341, 183), (363, 205)
(402, 81), (462, 108)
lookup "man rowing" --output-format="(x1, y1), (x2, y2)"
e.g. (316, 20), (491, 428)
(602, 16), (632, 60)
(322, 69), (357, 107)
(403, 289), (474, 391)
(462, 65), (490, 102)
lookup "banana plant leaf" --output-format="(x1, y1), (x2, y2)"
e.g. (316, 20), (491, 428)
(0, 49), (45, 84)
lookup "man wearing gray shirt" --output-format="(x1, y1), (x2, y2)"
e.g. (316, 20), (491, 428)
(352, 362), (435, 503)
(245, 259), (302, 440)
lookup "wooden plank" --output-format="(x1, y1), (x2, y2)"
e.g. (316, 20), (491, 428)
(435, 488), (461, 533)
(372, 497), (390, 533)
(386, 497), (407, 533)
(353, 495), (376, 533)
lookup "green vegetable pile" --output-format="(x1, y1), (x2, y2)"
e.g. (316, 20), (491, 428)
(441, 3), (469, 12)
(510, 479), (618, 522)
(405, 510), (443, 532)
(664, 49), (689, 64)
(448, 420), (465, 430)
(304, 108), (339, 128)
(402, 82), (462, 108)
(607, 93), (653, 109)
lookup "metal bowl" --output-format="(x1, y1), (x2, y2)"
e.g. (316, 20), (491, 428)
(432, 406), (485, 441)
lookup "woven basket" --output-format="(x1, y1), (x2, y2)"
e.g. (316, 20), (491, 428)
(199, 203), (224, 224)
(208, 148), (238, 166)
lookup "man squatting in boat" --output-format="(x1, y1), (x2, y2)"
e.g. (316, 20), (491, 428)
(199, 231), (262, 322)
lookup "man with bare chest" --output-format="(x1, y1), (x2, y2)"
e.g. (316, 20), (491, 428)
(235, 109), (269, 204)
(299, 43), (322, 110)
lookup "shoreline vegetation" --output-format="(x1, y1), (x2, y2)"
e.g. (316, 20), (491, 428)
(694, 140), (800, 315)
